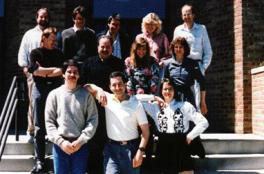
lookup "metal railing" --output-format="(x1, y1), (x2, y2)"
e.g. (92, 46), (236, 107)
(0, 76), (18, 161)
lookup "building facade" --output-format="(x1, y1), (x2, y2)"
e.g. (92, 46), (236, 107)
(1, 0), (264, 133)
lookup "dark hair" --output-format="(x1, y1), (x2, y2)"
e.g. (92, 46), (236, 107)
(129, 36), (151, 68)
(107, 13), (121, 24)
(36, 8), (50, 20)
(159, 78), (176, 99)
(62, 59), (82, 74)
(170, 37), (190, 58)
(97, 35), (113, 46)
(72, 5), (86, 19)
(109, 71), (128, 84)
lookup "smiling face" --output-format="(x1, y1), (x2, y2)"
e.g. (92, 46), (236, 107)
(63, 65), (80, 85)
(145, 22), (157, 34)
(109, 76), (126, 100)
(174, 43), (185, 60)
(98, 37), (112, 60)
(136, 46), (147, 58)
(161, 82), (175, 103)
(36, 9), (49, 29)
(181, 5), (195, 26)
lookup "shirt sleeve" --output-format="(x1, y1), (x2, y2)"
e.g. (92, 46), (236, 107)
(135, 101), (149, 125)
(183, 102), (209, 140)
(150, 61), (160, 93)
(192, 61), (206, 91)
(201, 25), (213, 71)
(18, 33), (30, 67)
(78, 92), (99, 146)
(28, 49), (40, 73)
(45, 91), (65, 146)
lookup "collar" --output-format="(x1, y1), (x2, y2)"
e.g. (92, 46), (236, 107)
(171, 55), (183, 65)
(106, 30), (119, 40)
(73, 25), (85, 32)
(182, 22), (198, 31)
(35, 25), (44, 32)
(111, 94), (130, 103)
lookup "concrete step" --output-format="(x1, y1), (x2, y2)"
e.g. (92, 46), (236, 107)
(195, 169), (264, 174)
(0, 155), (53, 172)
(3, 135), (52, 155)
(201, 134), (264, 154)
(194, 154), (264, 170)
(2, 134), (264, 172)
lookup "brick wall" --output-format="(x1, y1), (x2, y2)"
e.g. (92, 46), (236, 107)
(242, 0), (264, 132)
(3, 0), (66, 101)
(194, 1), (236, 132)
(2, 0), (264, 133)
(251, 67), (264, 136)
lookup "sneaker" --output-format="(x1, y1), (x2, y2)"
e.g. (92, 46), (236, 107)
(31, 160), (45, 173)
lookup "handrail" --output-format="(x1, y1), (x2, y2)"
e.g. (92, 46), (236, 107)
(0, 76), (17, 125)
(0, 76), (18, 161)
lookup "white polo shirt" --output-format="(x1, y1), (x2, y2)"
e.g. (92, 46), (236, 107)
(101, 92), (148, 141)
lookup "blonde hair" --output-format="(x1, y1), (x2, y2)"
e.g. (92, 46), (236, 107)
(141, 12), (162, 35)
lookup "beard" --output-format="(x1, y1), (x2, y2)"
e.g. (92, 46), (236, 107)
(39, 20), (49, 28)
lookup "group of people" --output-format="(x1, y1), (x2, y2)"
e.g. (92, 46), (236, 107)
(17, 3), (212, 174)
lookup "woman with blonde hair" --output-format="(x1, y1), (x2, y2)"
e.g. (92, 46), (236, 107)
(125, 36), (160, 95)
(136, 13), (170, 65)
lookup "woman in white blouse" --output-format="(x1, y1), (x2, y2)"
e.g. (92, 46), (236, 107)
(137, 78), (209, 174)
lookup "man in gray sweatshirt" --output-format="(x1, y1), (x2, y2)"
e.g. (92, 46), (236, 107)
(45, 59), (98, 174)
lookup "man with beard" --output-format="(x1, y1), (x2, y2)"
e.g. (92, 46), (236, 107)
(60, 6), (97, 62)
(81, 35), (124, 174)
(18, 8), (50, 144)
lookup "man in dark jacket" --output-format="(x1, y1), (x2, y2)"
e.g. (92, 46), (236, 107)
(81, 35), (125, 174)
(61, 6), (97, 62)
(97, 13), (131, 62)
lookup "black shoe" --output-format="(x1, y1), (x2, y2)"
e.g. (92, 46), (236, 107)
(31, 160), (45, 173)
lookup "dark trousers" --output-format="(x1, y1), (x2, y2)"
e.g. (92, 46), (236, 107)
(32, 82), (60, 163)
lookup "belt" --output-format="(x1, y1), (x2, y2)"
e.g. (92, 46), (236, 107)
(108, 138), (138, 146)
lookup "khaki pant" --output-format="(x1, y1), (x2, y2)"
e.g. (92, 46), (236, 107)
(26, 72), (34, 134)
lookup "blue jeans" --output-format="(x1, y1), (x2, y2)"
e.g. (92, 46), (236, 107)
(53, 144), (89, 174)
(103, 140), (140, 174)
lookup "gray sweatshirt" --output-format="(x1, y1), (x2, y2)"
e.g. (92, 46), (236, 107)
(45, 85), (98, 146)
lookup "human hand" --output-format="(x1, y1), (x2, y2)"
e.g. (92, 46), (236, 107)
(200, 101), (208, 115)
(71, 139), (82, 153)
(60, 141), (75, 155)
(132, 150), (144, 168)
(186, 137), (192, 145)
(98, 90), (107, 106)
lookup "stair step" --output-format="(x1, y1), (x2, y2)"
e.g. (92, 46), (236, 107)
(201, 134), (264, 154)
(194, 154), (264, 170)
(3, 135), (52, 155)
(195, 169), (264, 174)
(0, 155), (53, 172)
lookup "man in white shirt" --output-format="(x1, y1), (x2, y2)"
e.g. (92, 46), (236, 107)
(173, 4), (213, 112)
(87, 71), (149, 174)
(17, 8), (50, 144)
